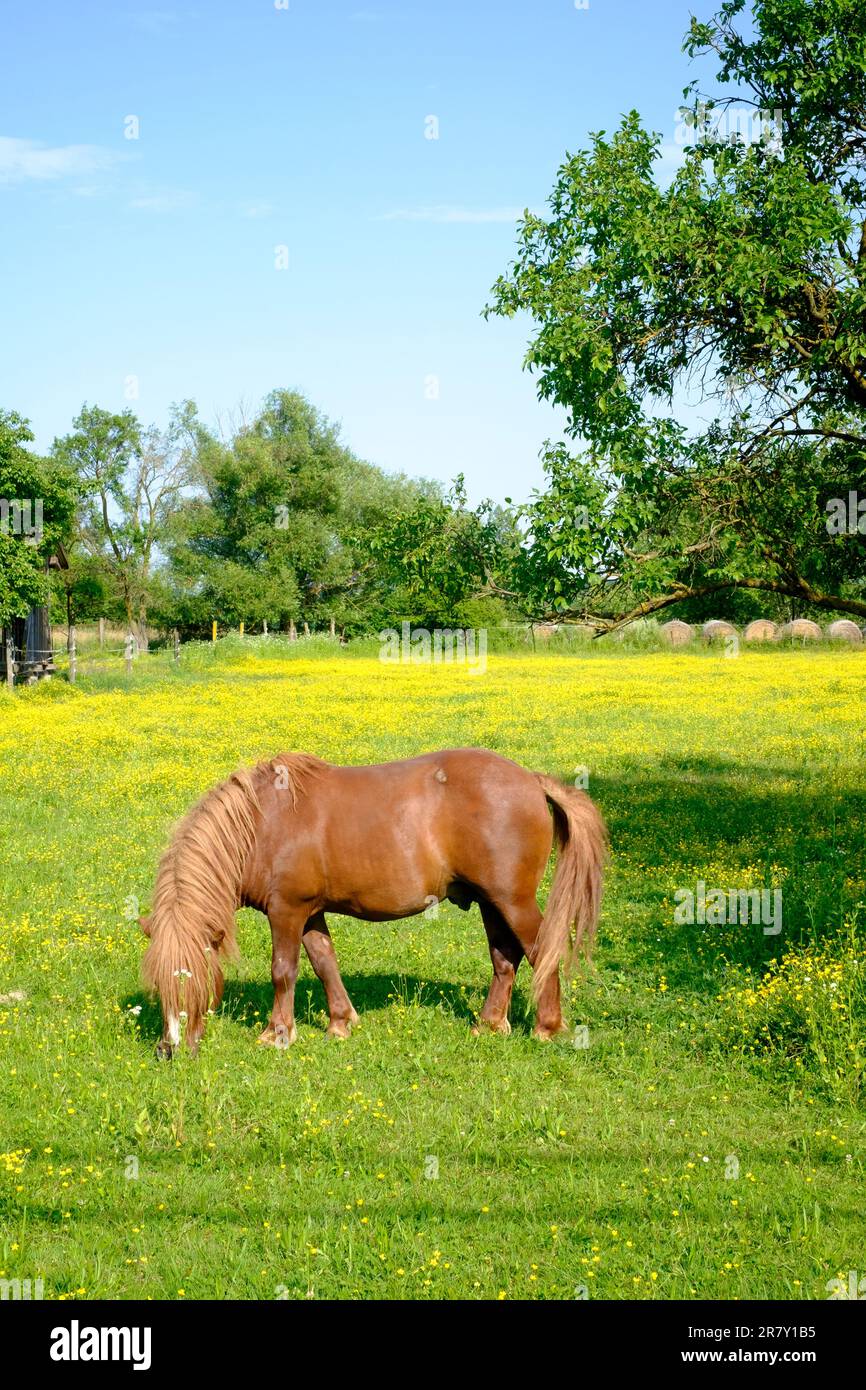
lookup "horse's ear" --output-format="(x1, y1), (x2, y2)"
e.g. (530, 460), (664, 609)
(139, 915), (152, 937)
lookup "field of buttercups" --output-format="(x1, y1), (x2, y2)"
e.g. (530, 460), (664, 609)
(0, 645), (864, 1299)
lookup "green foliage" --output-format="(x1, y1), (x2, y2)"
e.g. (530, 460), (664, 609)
(161, 391), (490, 636)
(40, 387), (515, 640)
(361, 476), (518, 630)
(0, 411), (76, 627)
(52, 403), (195, 642)
(487, 0), (866, 629)
(719, 917), (866, 1104)
(171, 390), (351, 630)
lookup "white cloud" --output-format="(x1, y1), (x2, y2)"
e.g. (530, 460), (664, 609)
(379, 204), (527, 224)
(128, 189), (197, 211)
(128, 9), (180, 35)
(0, 136), (118, 185)
(240, 200), (273, 219)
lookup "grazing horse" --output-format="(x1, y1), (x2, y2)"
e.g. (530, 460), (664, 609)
(140, 748), (607, 1056)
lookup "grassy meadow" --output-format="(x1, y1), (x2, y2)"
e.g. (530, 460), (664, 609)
(0, 640), (864, 1300)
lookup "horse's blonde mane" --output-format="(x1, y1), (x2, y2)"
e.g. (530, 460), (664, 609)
(142, 753), (325, 1040)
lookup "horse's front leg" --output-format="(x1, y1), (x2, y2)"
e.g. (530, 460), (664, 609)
(303, 913), (359, 1038)
(184, 964), (224, 1056)
(259, 900), (305, 1046)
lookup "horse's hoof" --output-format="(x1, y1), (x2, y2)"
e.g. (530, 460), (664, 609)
(532, 1021), (568, 1042)
(155, 1040), (174, 1061)
(471, 1017), (512, 1036)
(325, 1011), (357, 1039)
(258, 1022), (297, 1048)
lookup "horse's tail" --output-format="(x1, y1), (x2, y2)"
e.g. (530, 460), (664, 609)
(141, 767), (260, 1050)
(531, 774), (608, 1004)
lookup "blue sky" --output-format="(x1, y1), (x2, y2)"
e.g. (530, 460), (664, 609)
(1, 0), (706, 503)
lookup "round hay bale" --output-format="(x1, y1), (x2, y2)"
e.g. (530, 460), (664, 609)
(826, 619), (863, 644)
(702, 619), (738, 644)
(660, 619), (694, 647)
(743, 619), (780, 643)
(780, 618), (822, 642)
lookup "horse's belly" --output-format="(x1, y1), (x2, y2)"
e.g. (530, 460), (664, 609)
(326, 896), (431, 923)
(322, 868), (441, 922)
(320, 818), (445, 921)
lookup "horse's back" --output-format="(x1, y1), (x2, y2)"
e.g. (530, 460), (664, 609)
(258, 747), (552, 920)
(326, 747), (547, 827)
(320, 748), (553, 909)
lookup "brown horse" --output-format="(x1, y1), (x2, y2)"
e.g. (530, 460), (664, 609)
(140, 748), (607, 1056)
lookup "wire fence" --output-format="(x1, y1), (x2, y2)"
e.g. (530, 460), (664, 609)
(3, 620), (343, 687)
(4, 613), (865, 689)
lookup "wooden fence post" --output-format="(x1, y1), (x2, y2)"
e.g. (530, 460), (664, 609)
(68, 626), (76, 685)
(289, 620), (297, 642)
(262, 619), (268, 637)
(98, 617), (105, 648)
(5, 634), (14, 691)
(173, 628), (180, 663)
(125, 633), (134, 676)
(239, 621), (244, 637)
(329, 617), (336, 640)
(212, 620), (217, 644)
(303, 621), (310, 638)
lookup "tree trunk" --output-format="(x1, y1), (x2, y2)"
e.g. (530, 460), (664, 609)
(136, 602), (149, 652)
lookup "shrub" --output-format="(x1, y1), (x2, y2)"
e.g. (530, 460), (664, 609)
(718, 918), (866, 1102)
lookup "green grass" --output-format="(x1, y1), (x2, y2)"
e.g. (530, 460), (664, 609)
(0, 645), (864, 1300)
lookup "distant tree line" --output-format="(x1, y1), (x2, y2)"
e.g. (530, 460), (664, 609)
(0, 390), (519, 641)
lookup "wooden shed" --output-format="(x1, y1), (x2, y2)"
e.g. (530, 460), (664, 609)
(1, 545), (68, 685)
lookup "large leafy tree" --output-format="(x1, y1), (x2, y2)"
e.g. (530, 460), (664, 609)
(486, 0), (866, 629)
(162, 390), (437, 635)
(0, 411), (76, 629)
(53, 403), (196, 646)
(361, 476), (517, 630)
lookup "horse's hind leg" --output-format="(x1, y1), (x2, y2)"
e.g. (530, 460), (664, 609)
(259, 899), (305, 1047)
(472, 902), (523, 1036)
(303, 913), (359, 1039)
(491, 897), (567, 1040)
